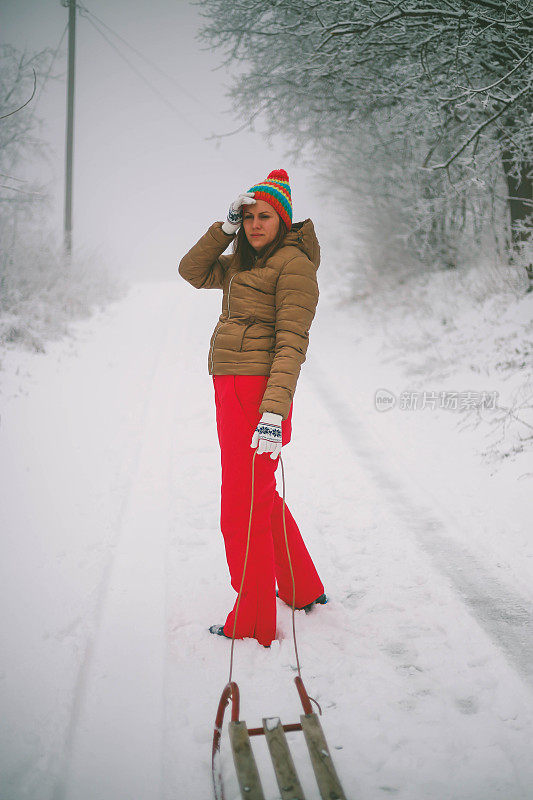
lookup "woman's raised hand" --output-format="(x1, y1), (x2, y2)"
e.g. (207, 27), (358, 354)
(222, 192), (256, 235)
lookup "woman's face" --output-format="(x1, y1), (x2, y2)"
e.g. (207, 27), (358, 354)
(242, 199), (280, 250)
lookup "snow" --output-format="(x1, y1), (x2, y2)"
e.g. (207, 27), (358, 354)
(0, 271), (532, 800)
(264, 717), (281, 732)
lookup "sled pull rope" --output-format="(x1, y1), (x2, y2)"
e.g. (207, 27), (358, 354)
(227, 448), (258, 684)
(279, 454), (302, 677)
(228, 450), (298, 683)
(228, 449), (320, 714)
(280, 454), (321, 714)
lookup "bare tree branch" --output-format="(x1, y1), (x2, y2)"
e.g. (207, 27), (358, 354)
(430, 85), (531, 170)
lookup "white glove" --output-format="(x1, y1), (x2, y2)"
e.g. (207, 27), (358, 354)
(222, 192), (256, 234)
(251, 412), (283, 459)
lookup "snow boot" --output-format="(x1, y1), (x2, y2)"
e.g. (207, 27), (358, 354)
(209, 624), (230, 639)
(302, 593), (328, 613)
(209, 624), (271, 648)
(276, 589), (328, 613)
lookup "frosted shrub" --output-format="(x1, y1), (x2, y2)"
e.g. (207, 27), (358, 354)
(0, 226), (127, 355)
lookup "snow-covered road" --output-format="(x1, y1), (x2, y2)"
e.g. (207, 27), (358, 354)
(1, 280), (532, 800)
(309, 359), (533, 686)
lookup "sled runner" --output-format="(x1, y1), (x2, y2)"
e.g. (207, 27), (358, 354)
(211, 452), (347, 800)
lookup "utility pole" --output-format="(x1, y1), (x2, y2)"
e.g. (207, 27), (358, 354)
(62, 0), (76, 258)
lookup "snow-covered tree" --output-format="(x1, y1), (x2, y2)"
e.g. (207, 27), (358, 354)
(0, 45), (54, 245)
(0, 44), (123, 355)
(199, 0), (532, 279)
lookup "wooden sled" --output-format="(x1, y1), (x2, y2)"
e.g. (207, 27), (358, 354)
(212, 676), (347, 800)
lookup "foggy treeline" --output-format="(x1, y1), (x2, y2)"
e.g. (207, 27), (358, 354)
(1, 3), (531, 358)
(199, 0), (532, 285)
(0, 46), (49, 233)
(0, 44), (122, 357)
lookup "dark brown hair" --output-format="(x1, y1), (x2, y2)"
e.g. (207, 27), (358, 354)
(232, 217), (288, 271)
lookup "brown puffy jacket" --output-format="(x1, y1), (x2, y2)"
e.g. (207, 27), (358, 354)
(178, 219), (320, 420)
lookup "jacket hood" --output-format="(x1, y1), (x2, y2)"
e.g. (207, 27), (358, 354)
(281, 219), (320, 270)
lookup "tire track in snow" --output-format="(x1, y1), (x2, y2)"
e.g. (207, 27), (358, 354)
(308, 359), (533, 687)
(53, 289), (177, 800)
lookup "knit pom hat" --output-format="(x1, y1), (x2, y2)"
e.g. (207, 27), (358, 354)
(247, 169), (292, 230)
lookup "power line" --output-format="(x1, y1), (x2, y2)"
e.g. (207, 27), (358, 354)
(0, 68), (36, 120)
(30, 21), (69, 120)
(78, 9), (202, 132)
(77, 2), (201, 105)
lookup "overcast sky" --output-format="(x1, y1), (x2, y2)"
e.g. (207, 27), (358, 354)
(2, 0), (338, 281)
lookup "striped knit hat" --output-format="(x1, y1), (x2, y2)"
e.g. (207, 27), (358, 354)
(247, 169), (292, 230)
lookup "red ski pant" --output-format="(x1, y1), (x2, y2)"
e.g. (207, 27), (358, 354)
(212, 374), (324, 647)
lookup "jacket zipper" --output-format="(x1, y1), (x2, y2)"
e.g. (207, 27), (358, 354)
(210, 273), (238, 373)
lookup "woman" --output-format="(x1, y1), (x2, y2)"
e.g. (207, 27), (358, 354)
(178, 169), (326, 648)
